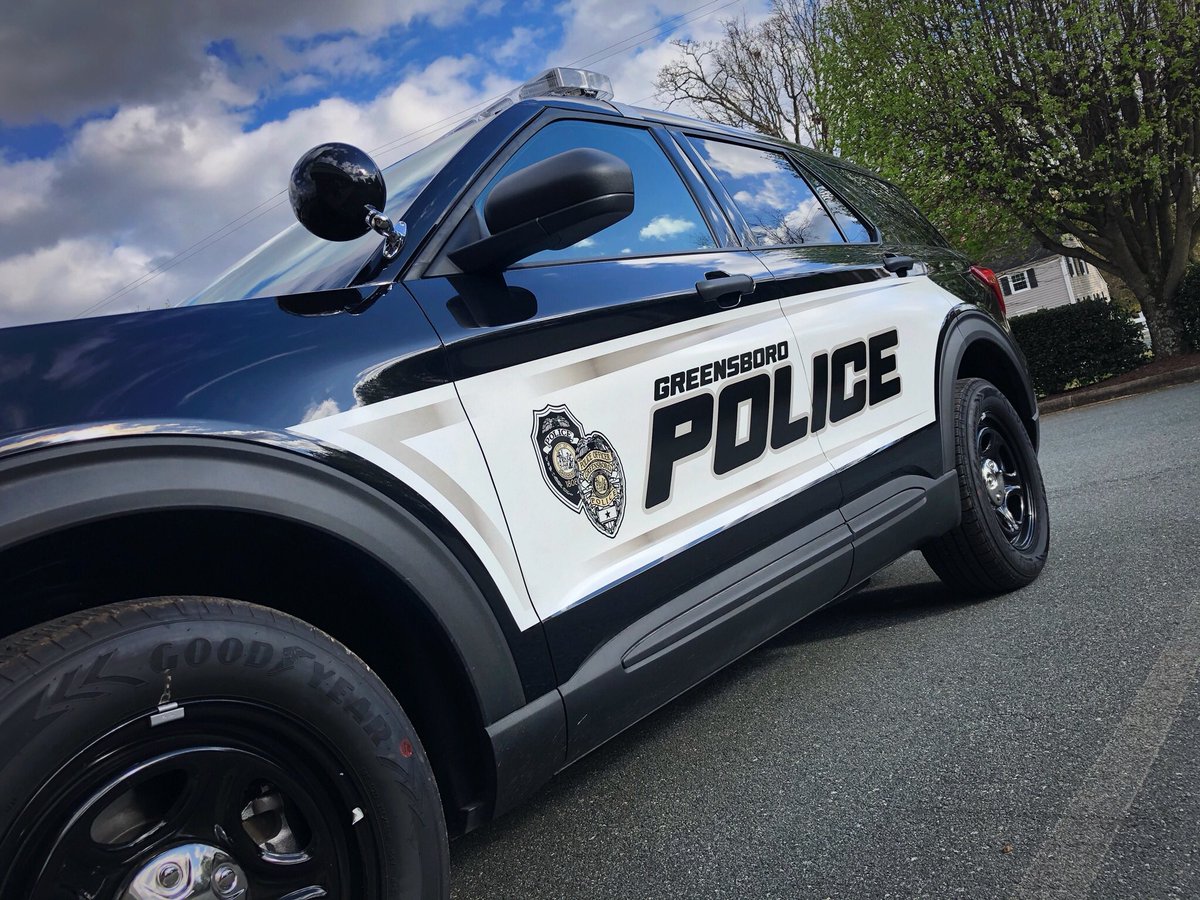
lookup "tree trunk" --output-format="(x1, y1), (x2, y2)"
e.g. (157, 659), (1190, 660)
(1135, 286), (1186, 358)
(1086, 229), (1191, 359)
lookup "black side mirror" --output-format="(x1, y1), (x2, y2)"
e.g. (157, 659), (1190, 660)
(289, 143), (406, 262)
(449, 148), (634, 272)
(289, 143), (387, 241)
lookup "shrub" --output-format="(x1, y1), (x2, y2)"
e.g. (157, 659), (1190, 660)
(1010, 298), (1147, 397)
(1178, 262), (1200, 352)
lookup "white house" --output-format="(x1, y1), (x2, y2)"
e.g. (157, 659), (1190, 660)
(992, 246), (1112, 317)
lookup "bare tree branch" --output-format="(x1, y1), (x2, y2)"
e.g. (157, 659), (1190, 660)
(656, 0), (835, 151)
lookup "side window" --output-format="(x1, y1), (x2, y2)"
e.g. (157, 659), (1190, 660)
(686, 137), (844, 246)
(476, 120), (714, 264)
(833, 169), (948, 248)
(804, 173), (874, 243)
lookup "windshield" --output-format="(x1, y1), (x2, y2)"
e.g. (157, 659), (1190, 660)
(188, 118), (486, 305)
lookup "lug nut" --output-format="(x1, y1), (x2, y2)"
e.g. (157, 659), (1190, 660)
(156, 861), (184, 890)
(212, 863), (240, 898)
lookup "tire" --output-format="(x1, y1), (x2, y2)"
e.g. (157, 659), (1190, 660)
(0, 597), (449, 899)
(922, 377), (1050, 595)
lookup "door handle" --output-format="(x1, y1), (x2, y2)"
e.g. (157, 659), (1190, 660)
(883, 254), (916, 276)
(695, 272), (755, 307)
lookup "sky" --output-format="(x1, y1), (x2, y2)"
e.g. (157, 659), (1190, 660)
(0, 0), (769, 328)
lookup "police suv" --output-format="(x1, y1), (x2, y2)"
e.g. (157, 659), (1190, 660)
(0, 68), (1048, 898)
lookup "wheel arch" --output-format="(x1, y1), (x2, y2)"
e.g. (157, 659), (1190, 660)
(937, 309), (1039, 468)
(0, 435), (548, 833)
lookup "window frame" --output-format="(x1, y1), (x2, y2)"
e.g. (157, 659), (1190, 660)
(672, 130), (861, 250)
(415, 108), (740, 277)
(1005, 268), (1038, 294)
(787, 154), (879, 245)
(806, 161), (946, 250)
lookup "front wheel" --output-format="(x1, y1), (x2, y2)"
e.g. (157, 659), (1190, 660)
(923, 377), (1050, 594)
(0, 597), (449, 899)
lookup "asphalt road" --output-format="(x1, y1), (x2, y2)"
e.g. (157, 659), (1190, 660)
(451, 382), (1200, 900)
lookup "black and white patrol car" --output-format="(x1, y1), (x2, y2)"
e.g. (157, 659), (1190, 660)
(0, 68), (1048, 898)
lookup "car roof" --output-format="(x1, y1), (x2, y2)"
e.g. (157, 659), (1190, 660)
(515, 96), (880, 180)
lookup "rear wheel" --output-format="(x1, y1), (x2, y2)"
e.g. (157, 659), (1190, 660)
(923, 377), (1050, 594)
(0, 597), (449, 899)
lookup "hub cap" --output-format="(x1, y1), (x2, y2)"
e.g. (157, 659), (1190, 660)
(976, 412), (1036, 550)
(121, 843), (247, 900)
(980, 457), (1006, 506)
(10, 702), (382, 900)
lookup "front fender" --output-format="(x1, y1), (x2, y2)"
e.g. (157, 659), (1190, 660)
(0, 430), (550, 723)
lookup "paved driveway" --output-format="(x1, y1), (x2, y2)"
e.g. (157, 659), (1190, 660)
(452, 382), (1200, 899)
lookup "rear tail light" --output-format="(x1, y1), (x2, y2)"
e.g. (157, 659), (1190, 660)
(970, 265), (1007, 318)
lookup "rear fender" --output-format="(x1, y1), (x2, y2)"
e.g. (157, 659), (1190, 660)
(936, 308), (1039, 468)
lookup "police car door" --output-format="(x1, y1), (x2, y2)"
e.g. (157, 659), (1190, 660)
(679, 135), (955, 520)
(406, 114), (840, 720)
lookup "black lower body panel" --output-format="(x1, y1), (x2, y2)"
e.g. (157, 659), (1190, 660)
(486, 433), (961, 821)
(559, 512), (853, 763)
(842, 470), (960, 586)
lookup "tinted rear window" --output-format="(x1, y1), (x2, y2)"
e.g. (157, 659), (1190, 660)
(823, 168), (947, 248)
(805, 174), (874, 243)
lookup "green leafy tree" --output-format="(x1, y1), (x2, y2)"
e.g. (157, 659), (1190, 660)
(655, 1), (1036, 263)
(819, 0), (1200, 357)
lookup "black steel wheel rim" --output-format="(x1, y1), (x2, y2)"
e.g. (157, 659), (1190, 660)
(975, 411), (1038, 551)
(10, 700), (383, 900)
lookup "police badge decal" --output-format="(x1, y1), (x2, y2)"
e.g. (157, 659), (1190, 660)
(532, 405), (585, 512)
(532, 405), (626, 537)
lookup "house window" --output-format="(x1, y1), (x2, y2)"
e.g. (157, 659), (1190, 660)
(1001, 267), (1039, 295)
(1066, 257), (1089, 276)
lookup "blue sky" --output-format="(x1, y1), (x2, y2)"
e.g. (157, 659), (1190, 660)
(0, 0), (766, 326)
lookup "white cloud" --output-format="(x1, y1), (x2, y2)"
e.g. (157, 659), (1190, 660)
(493, 26), (547, 65)
(549, 0), (770, 106)
(0, 238), (167, 326)
(0, 54), (510, 325)
(0, 155), (54, 224)
(0, 1), (772, 327)
(0, 1), (485, 124)
(639, 215), (695, 240)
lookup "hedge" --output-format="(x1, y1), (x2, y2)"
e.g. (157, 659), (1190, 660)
(1010, 298), (1146, 397)
(1179, 262), (1200, 352)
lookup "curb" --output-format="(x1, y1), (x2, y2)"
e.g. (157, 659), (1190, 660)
(1040, 365), (1200, 414)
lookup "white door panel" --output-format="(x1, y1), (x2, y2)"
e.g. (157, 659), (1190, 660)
(776, 274), (956, 472)
(456, 301), (835, 620)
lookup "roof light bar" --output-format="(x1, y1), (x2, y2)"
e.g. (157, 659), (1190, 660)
(455, 67), (614, 132)
(518, 67), (614, 102)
